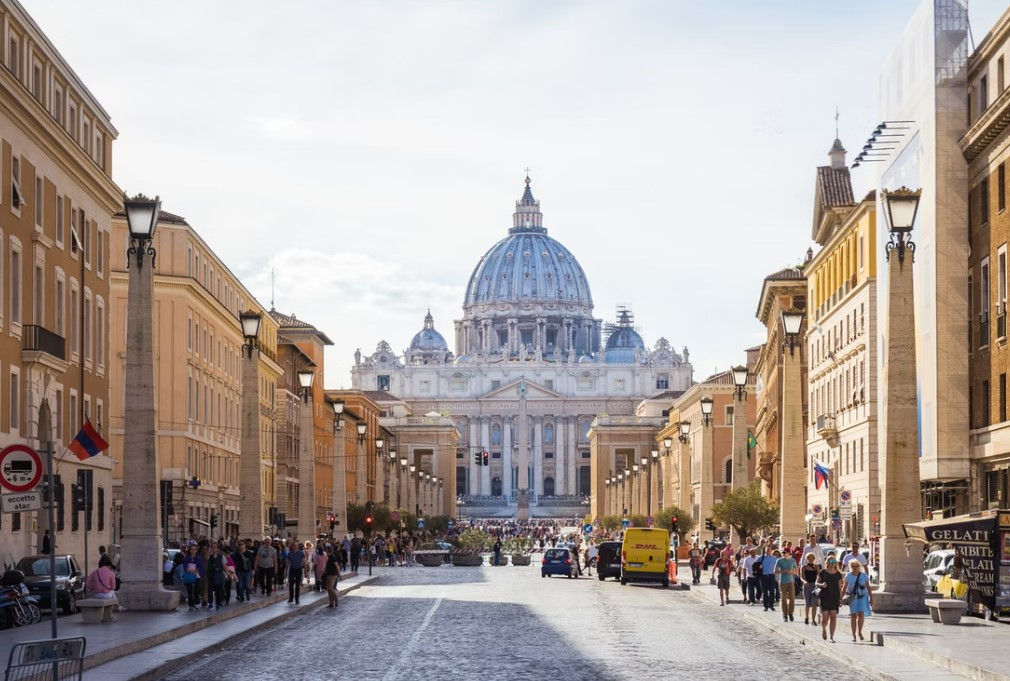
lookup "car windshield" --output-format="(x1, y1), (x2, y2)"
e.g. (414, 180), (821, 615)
(17, 557), (70, 577)
(545, 549), (567, 558)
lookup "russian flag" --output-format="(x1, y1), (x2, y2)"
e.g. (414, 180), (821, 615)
(813, 461), (830, 490)
(68, 419), (109, 461)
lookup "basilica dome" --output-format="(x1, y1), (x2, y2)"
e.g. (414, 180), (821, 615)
(604, 309), (645, 363)
(463, 178), (593, 310)
(410, 310), (449, 351)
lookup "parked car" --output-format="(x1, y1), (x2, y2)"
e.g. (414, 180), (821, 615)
(15, 555), (84, 615)
(923, 549), (955, 591)
(541, 548), (578, 578)
(595, 541), (623, 581)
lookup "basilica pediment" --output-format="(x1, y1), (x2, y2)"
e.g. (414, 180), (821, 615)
(482, 379), (564, 400)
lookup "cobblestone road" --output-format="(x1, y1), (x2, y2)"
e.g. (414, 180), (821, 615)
(166, 566), (873, 681)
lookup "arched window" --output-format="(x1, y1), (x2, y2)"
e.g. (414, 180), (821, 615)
(580, 421), (591, 442)
(543, 477), (555, 496)
(491, 423), (502, 445)
(544, 423), (554, 444)
(724, 457), (733, 484)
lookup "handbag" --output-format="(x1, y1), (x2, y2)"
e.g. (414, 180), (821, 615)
(811, 587), (822, 599)
(182, 571), (197, 585)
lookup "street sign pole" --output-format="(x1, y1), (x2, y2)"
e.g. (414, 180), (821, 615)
(44, 441), (57, 639)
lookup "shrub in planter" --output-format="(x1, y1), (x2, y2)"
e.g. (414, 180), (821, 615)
(451, 529), (487, 566)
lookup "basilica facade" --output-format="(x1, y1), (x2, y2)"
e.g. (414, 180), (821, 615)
(351, 178), (693, 515)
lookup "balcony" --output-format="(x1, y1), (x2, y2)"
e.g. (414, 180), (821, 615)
(22, 325), (68, 372)
(816, 414), (839, 447)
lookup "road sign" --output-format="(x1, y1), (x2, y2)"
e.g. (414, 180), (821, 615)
(840, 506), (853, 519)
(811, 504), (824, 515)
(391, 511), (400, 523)
(1, 490), (43, 513)
(583, 523), (593, 534)
(621, 518), (630, 529)
(0, 444), (43, 493)
(417, 517), (425, 529)
(832, 519), (842, 530)
(646, 515), (655, 527)
(839, 489), (852, 503)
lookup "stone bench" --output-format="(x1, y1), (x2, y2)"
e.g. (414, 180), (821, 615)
(79, 597), (118, 623)
(927, 599), (967, 624)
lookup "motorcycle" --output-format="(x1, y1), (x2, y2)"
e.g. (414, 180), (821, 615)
(0, 570), (41, 628)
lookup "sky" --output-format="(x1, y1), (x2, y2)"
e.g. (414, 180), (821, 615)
(20, 0), (1009, 387)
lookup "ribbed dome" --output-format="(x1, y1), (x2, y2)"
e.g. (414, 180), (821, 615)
(464, 178), (592, 308)
(410, 311), (449, 351)
(604, 310), (645, 363)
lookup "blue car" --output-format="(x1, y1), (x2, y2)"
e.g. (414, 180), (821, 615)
(541, 547), (577, 578)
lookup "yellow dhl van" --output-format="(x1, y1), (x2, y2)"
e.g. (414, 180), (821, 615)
(621, 527), (671, 587)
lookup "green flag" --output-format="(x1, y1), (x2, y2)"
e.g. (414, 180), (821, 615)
(747, 431), (758, 459)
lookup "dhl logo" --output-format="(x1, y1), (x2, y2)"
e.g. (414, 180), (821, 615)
(631, 543), (660, 549)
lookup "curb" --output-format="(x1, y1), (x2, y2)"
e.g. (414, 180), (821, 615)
(874, 631), (1010, 681)
(134, 577), (377, 681)
(78, 573), (370, 676)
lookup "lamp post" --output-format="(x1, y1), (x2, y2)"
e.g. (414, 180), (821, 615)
(618, 472), (626, 515)
(119, 194), (178, 610)
(330, 401), (346, 537)
(387, 447), (397, 507)
(399, 457), (408, 511)
(677, 421), (691, 512)
(779, 308), (806, 540)
(697, 398), (715, 532)
(239, 309), (264, 540)
(876, 186), (924, 612)
(297, 368), (316, 538)
(375, 437), (386, 507)
(650, 449), (660, 515)
(409, 464), (417, 518)
(730, 364), (749, 491)
(632, 464), (640, 515)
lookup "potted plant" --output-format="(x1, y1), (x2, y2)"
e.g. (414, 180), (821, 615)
(505, 537), (533, 566)
(451, 529), (486, 566)
(414, 542), (449, 567)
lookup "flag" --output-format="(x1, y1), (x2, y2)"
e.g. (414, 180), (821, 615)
(68, 419), (109, 461)
(813, 461), (831, 490)
(746, 431), (758, 459)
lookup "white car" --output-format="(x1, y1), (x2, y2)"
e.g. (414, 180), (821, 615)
(923, 549), (955, 591)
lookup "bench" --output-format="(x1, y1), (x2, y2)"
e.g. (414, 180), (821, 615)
(78, 597), (118, 623)
(927, 599), (967, 624)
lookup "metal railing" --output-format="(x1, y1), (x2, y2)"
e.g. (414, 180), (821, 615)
(22, 325), (65, 360)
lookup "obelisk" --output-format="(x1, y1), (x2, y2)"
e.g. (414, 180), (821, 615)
(517, 378), (530, 520)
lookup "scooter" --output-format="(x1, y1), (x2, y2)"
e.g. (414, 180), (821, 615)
(0, 570), (41, 628)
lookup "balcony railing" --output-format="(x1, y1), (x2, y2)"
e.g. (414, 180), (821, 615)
(22, 325), (65, 360)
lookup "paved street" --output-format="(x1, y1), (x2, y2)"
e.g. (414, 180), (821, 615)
(166, 567), (871, 681)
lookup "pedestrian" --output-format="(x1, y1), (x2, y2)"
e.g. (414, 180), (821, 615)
(493, 537), (502, 566)
(741, 548), (760, 605)
(324, 547), (340, 608)
(85, 555), (117, 600)
(232, 541), (251, 602)
(759, 547), (777, 611)
(840, 542), (867, 574)
(313, 546), (327, 591)
(816, 556), (843, 642)
(712, 551), (734, 606)
(255, 537), (278, 595)
(800, 552), (820, 625)
(350, 537), (361, 572)
(162, 552), (174, 587)
(181, 544), (203, 611)
(844, 560), (873, 642)
(286, 541), (305, 604)
(205, 543), (227, 611)
(41, 530), (51, 555)
(775, 545), (798, 622)
(688, 542), (703, 585)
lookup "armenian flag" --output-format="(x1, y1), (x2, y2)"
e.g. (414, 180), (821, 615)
(813, 461), (831, 490)
(68, 419), (109, 461)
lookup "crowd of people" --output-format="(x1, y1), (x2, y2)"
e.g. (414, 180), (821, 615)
(698, 534), (874, 643)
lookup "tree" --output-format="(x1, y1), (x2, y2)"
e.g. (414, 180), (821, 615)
(599, 515), (622, 531)
(654, 504), (694, 540)
(710, 481), (779, 543)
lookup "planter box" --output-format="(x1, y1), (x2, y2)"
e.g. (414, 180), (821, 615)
(451, 555), (484, 566)
(416, 554), (444, 567)
(490, 555), (510, 566)
(510, 555), (532, 566)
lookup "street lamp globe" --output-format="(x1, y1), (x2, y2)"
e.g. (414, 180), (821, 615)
(781, 310), (804, 337)
(400, 457), (408, 468)
(239, 310), (262, 343)
(651, 449), (659, 460)
(389, 449), (397, 461)
(663, 437), (673, 450)
(882, 187), (922, 234)
(700, 397), (714, 416)
(124, 194), (160, 239)
(632, 464), (640, 473)
(731, 365), (748, 389)
(297, 369), (314, 393)
(409, 464), (417, 474)
(376, 438), (385, 451)
(640, 456), (648, 467)
(332, 401), (345, 416)
(356, 423), (367, 442)
(679, 421), (691, 438)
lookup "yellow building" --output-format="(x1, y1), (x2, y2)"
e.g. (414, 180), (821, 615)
(0, 0), (119, 562)
(109, 210), (282, 543)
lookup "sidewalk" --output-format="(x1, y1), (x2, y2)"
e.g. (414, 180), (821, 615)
(0, 573), (376, 681)
(678, 563), (1008, 681)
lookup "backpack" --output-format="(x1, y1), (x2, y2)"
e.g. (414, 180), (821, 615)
(752, 557), (764, 576)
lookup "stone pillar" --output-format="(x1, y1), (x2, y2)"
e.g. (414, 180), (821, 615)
(332, 431), (347, 530)
(298, 397), (315, 539)
(555, 416), (566, 494)
(780, 342), (806, 539)
(517, 380), (530, 520)
(876, 253), (925, 612)
(650, 457), (660, 515)
(731, 393), (749, 491)
(533, 416), (543, 499)
(239, 347), (263, 539)
(118, 241), (179, 611)
(678, 436), (692, 513)
(480, 417), (491, 494)
(502, 416), (513, 499)
(469, 419), (480, 495)
(568, 419), (579, 495)
(698, 424), (714, 525)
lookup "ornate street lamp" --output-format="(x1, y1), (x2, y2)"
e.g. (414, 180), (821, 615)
(882, 187), (921, 263)
(356, 422), (367, 444)
(700, 397), (714, 427)
(651, 449), (659, 462)
(679, 421), (691, 443)
(376, 438), (385, 457)
(731, 365), (748, 401)
(124, 194), (160, 268)
(663, 437), (673, 452)
(239, 310), (261, 358)
(781, 310), (804, 355)
(297, 369), (314, 403)
(296, 367), (316, 538)
(332, 400), (344, 432)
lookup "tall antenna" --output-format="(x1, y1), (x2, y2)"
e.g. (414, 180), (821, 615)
(271, 268), (275, 310)
(835, 106), (840, 138)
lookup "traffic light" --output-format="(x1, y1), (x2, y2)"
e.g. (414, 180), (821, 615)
(474, 450), (481, 465)
(328, 512), (336, 530)
(705, 517), (715, 531)
(210, 514), (218, 530)
(482, 450), (489, 466)
(364, 514), (373, 530)
(670, 515), (678, 531)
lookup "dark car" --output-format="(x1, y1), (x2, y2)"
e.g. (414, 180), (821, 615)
(596, 541), (623, 581)
(16, 555), (84, 614)
(541, 547), (577, 578)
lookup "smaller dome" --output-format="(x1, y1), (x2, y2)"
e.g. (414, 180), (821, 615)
(410, 310), (449, 352)
(604, 309), (645, 363)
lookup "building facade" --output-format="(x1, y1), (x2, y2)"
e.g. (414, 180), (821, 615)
(805, 141), (880, 540)
(0, 0), (118, 561)
(352, 178), (694, 516)
(964, 5), (1010, 513)
(109, 210), (283, 543)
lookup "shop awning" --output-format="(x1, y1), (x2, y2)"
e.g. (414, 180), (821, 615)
(903, 512), (997, 546)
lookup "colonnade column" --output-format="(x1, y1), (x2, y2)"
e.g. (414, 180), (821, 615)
(533, 415), (543, 499)
(555, 416), (566, 494)
(502, 416), (513, 499)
